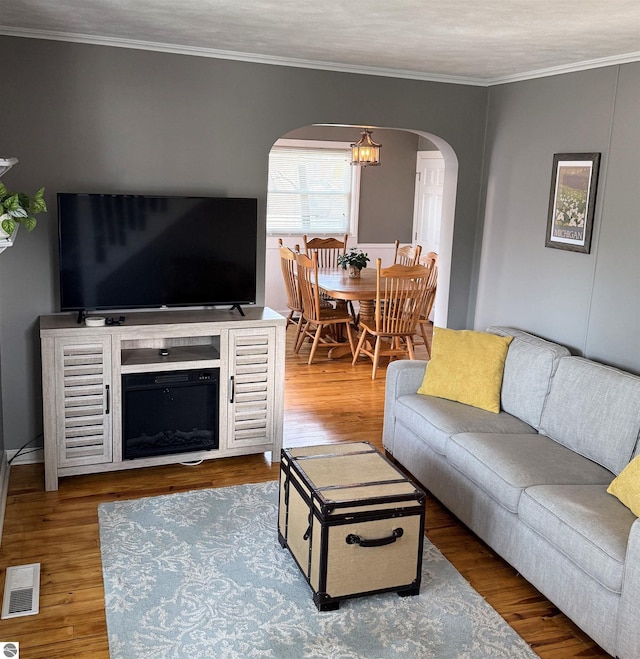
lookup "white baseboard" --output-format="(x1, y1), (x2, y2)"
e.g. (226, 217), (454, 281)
(0, 448), (44, 547)
(0, 452), (9, 548)
(7, 447), (44, 465)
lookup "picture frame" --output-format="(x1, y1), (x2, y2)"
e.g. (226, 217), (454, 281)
(545, 152), (600, 253)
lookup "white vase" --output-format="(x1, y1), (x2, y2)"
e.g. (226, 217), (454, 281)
(0, 222), (18, 253)
(348, 266), (361, 278)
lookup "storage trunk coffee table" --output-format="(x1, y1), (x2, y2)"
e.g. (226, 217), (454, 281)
(278, 442), (426, 611)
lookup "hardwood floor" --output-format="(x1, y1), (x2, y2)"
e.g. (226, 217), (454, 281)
(0, 327), (608, 658)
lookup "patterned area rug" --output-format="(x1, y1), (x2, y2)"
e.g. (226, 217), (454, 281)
(98, 481), (536, 658)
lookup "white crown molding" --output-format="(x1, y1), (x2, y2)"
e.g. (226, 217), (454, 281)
(1, 26), (639, 88)
(0, 27), (487, 86)
(487, 51), (640, 85)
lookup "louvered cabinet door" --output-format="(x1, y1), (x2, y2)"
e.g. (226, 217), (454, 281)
(227, 327), (277, 449)
(53, 337), (113, 468)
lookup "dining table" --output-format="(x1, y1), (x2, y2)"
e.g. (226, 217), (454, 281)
(316, 267), (378, 358)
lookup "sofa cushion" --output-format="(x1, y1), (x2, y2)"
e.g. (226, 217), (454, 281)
(539, 357), (640, 474)
(394, 394), (536, 455)
(488, 326), (570, 429)
(446, 433), (613, 513)
(418, 327), (512, 413)
(519, 484), (636, 594)
(607, 455), (640, 517)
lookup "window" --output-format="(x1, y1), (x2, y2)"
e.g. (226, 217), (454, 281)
(267, 139), (360, 236)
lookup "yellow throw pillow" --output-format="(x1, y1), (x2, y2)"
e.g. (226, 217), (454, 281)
(607, 455), (640, 517)
(417, 327), (513, 413)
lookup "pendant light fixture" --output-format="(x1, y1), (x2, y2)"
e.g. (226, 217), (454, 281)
(350, 128), (381, 167)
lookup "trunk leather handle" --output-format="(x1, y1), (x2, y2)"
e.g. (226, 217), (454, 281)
(345, 527), (403, 547)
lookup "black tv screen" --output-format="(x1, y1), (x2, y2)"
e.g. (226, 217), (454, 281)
(58, 193), (258, 311)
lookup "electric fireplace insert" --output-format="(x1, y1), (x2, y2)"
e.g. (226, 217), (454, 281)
(122, 368), (219, 460)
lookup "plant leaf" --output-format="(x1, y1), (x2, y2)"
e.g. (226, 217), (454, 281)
(31, 188), (47, 214)
(10, 206), (28, 218)
(1, 218), (16, 235)
(3, 193), (20, 211)
(23, 215), (37, 232)
(0, 182), (6, 198)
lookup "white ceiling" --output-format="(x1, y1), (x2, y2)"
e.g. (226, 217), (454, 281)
(2, 0), (640, 84)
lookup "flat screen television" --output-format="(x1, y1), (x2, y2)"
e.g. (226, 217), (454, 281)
(57, 193), (258, 313)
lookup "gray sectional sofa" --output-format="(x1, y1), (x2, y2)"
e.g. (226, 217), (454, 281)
(382, 326), (640, 658)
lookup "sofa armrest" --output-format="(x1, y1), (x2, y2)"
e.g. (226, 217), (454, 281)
(382, 360), (428, 454)
(617, 517), (640, 658)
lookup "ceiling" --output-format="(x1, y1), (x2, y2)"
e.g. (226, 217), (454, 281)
(2, 0), (640, 85)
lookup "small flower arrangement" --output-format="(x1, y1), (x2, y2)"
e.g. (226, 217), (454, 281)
(0, 182), (47, 236)
(337, 247), (370, 271)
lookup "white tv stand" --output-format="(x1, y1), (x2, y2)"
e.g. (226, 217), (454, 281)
(40, 307), (286, 491)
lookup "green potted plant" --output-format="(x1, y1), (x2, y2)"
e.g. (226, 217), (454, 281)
(0, 182), (47, 238)
(337, 247), (370, 278)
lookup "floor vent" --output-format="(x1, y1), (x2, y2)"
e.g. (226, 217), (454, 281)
(1, 563), (40, 619)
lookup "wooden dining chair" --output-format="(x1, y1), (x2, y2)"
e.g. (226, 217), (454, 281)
(303, 235), (348, 268)
(352, 258), (431, 379)
(295, 252), (356, 365)
(279, 244), (304, 347)
(303, 234), (349, 311)
(414, 252), (438, 356)
(393, 240), (422, 266)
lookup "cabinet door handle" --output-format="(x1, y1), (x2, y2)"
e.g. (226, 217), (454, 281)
(229, 375), (235, 403)
(105, 384), (110, 414)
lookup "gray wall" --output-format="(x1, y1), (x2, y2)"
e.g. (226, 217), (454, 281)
(475, 63), (640, 374)
(0, 36), (487, 450)
(282, 125), (420, 242)
(1, 37), (637, 455)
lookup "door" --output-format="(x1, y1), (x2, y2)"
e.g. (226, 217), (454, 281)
(412, 152), (444, 254)
(227, 327), (277, 449)
(54, 336), (113, 467)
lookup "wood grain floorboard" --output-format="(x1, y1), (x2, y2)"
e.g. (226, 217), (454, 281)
(0, 325), (609, 657)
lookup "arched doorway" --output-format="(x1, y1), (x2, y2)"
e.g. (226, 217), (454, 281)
(264, 125), (458, 328)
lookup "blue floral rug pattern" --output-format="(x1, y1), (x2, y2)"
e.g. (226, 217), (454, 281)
(98, 480), (536, 658)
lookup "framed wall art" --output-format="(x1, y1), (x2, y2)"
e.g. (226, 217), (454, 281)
(545, 152), (600, 253)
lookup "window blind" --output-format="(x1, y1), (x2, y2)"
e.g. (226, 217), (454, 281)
(267, 145), (355, 235)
